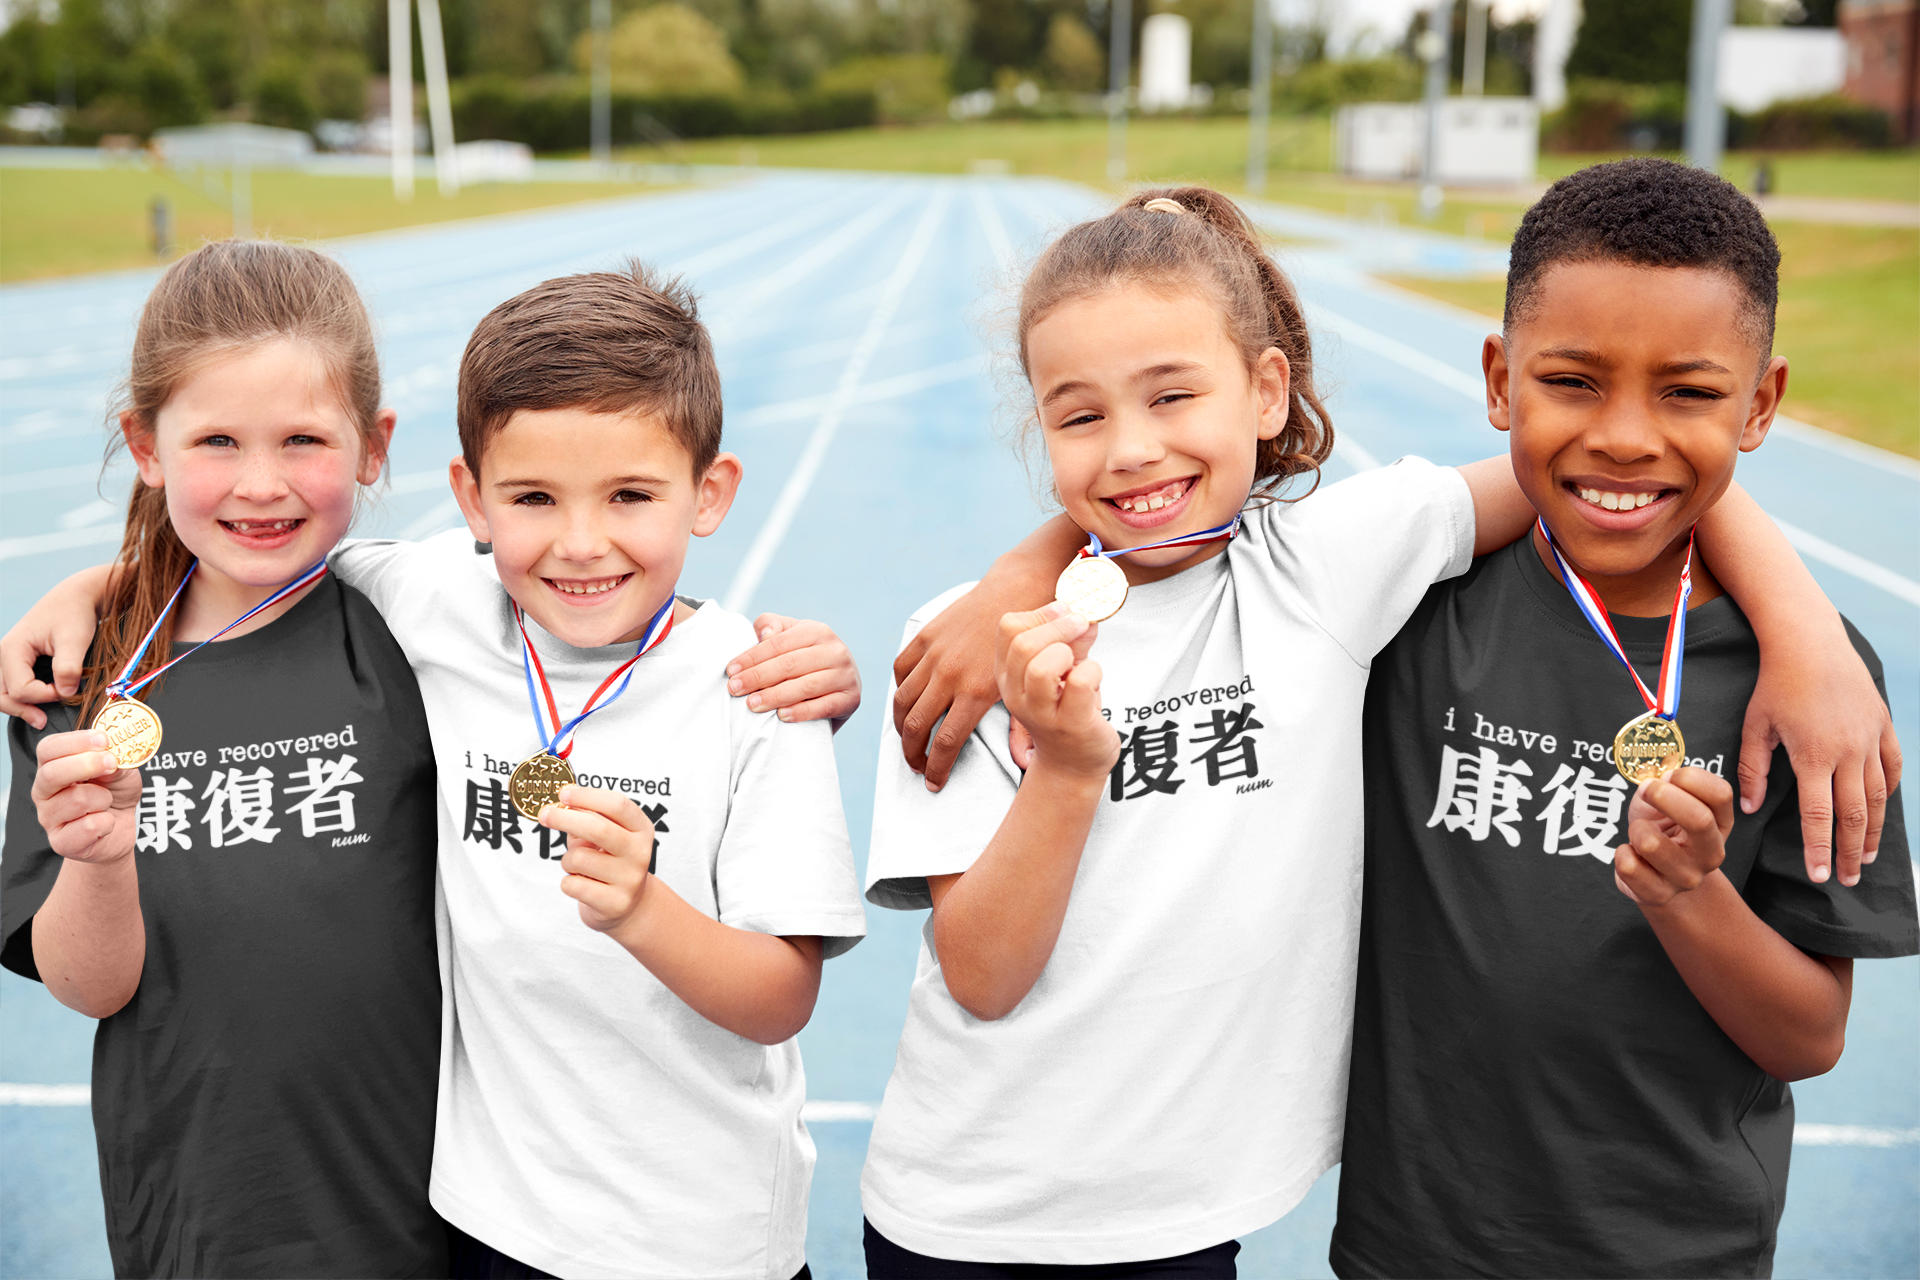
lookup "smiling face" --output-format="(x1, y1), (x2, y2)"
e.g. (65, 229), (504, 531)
(1486, 260), (1786, 613)
(1026, 282), (1288, 583)
(451, 407), (741, 648)
(130, 339), (387, 618)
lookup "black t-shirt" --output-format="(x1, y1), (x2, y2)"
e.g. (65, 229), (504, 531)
(1, 578), (445, 1279)
(1332, 537), (1918, 1280)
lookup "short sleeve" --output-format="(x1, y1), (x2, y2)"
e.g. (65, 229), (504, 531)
(865, 593), (1023, 912)
(713, 712), (866, 958)
(2, 667), (83, 982)
(1252, 456), (1474, 663)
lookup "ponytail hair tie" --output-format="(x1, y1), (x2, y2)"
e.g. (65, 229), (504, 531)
(1141, 198), (1188, 215)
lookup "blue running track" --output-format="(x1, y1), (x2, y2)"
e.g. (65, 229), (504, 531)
(2, 170), (1914, 1278)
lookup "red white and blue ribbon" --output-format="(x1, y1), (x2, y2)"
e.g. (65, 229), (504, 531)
(108, 557), (330, 701)
(1082, 512), (1243, 562)
(515, 592), (676, 759)
(1537, 517), (1692, 718)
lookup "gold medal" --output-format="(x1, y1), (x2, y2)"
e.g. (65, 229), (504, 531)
(91, 697), (163, 770)
(510, 752), (576, 820)
(1055, 555), (1129, 622)
(1613, 710), (1685, 784)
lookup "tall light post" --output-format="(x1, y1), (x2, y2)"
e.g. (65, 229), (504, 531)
(1462, 0), (1486, 96)
(1247, 0), (1272, 194)
(591, 0), (612, 167)
(1418, 0), (1453, 218)
(389, 0), (413, 200)
(1108, 0), (1132, 182)
(1685, 0), (1730, 172)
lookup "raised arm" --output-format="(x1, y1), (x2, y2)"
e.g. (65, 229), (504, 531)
(0, 564), (114, 727)
(1695, 482), (1899, 887)
(927, 603), (1118, 1020)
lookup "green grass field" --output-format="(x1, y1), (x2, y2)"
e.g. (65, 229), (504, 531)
(0, 166), (671, 281)
(5, 120), (1914, 455)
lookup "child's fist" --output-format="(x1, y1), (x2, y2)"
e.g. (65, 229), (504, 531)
(30, 729), (142, 865)
(994, 602), (1119, 781)
(542, 785), (657, 935)
(1613, 767), (1736, 909)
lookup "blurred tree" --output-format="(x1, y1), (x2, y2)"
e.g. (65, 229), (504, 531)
(1565, 0), (1690, 85)
(249, 53), (316, 129)
(1044, 11), (1102, 89)
(817, 52), (950, 120)
(575, 3), (746, 94)
(311, 49), (372, 119)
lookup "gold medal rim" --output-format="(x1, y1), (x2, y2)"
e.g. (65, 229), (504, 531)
(1055, 555), (1128, 623)
(1612, 710), (1685, 784)
(91, 698), (162, 770)
(509, 752), (577, 820)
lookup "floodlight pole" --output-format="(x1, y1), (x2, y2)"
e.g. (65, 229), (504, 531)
(388, 0), (413, 200)
(1685, 0), (1729, 172)
(1418, 0), (1452, 218)
(592, 0), (612, 167)
(1107, 0), (1131, 182)
(1247, 0), (1271, 194)
(1463, 0), (1486, 96)
(417, 0), (459, 195)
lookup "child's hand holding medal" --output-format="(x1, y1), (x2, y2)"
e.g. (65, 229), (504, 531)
(994, 601), (1120, 782)
(1611, 769), (1737, 908)
(30, 729), (143, 867)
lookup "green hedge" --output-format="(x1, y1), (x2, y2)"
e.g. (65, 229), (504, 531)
(1728, 94), (1891, 150)
(450, 77), (875, 150)
(1548, 80), (1893, 153)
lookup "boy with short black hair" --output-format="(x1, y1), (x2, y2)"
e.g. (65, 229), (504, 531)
(1330, 158), (1918, 1278)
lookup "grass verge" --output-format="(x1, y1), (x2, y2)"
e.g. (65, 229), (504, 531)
(1382, 220), (1920, 458)
(0, 166), (672, 282)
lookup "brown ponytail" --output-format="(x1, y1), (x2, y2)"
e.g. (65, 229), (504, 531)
(77, 240), (384, 723)
(1017, 185), (1333, 500)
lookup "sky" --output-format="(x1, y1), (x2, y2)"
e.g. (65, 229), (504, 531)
(1284, 0), (1552, 55)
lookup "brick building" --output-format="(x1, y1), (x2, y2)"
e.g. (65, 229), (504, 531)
(1840, 0), (1920, 142)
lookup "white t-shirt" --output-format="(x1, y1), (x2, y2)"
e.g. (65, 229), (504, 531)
(334, 532), (866, 1280)
(861, 459), (1475, 1264)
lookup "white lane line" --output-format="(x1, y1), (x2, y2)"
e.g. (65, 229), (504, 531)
(723, 185), (956, 614)
(0, 1083), (91, 1105)
(1794, 1124), (1920, 1147)
(0, 523), (123, 563)
(1312, 304), (1920, 610)
(729, 356), (987, 430)
(1311, 304), (1487, 403)
(705, 188), (917, 337)
(667, 186), (867, 282)
(1770, 415), (1920, 483)
(3, 1084), (1908, 1146)
(1774, 516), (1920, 608)
(399, 497), (466, 542)
(1333, 435), (1382, 473)
(971, 182), (1014, 270)
(801, 1100), (880, 1123)
(385, 468), (452, 496)
(0, 462), (123, 494)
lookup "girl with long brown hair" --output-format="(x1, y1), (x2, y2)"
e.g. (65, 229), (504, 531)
(1, 240), (448, 1277)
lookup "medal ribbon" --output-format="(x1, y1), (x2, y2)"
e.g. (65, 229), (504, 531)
(515, 592), (676, 759)
(1537, 518), (1693, 718)
(1081, 512), (1243, 561)
(107, 558), (330, 701)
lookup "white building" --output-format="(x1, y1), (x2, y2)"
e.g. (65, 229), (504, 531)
(1336, 97), (1539, 184)
(1139, 14), (1194, 110)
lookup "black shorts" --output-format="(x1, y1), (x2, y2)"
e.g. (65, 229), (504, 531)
(447, 1223), (813, 1280)
(863, 1219), (1240, 1279)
